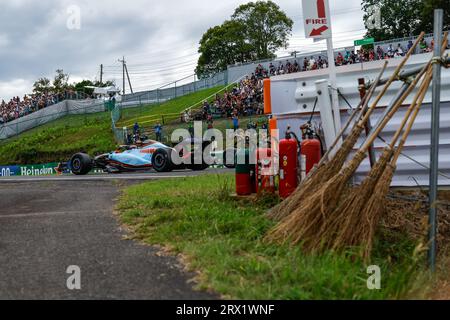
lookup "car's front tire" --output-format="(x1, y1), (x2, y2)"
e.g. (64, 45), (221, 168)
(70, 153), (93, 175)
(153, 148), (173, 172)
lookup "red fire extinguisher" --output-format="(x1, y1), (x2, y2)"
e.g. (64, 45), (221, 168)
(301, 139), (321, 175)
(300, 123), (322, 175)
(279, 127), (300, 199)
(255, 148), (275, 194)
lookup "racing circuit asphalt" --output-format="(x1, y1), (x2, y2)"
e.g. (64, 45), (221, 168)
(0, 168), (231, 299)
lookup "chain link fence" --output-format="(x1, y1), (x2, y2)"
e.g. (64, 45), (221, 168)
(121, 71), (227, 106)
(0, 100), (109, 140)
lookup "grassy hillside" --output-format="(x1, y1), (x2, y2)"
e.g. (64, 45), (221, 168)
(0, 113), (115, 165)
(0, 86), (224, 165)
(118, 86), (225, 126)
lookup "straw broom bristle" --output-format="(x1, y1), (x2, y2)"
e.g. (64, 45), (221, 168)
(266, 150), (367, 248)
(313, 148), (394, 253)
(267, 124), (366, 221)
(360, 164), (396, 260)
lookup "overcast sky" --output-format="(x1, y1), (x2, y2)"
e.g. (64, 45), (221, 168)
(0, 0), (366, 100)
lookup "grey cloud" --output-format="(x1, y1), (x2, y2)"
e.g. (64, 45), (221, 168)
(0, 0), (364, 99)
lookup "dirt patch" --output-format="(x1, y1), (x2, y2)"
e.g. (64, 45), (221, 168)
(431, 280), (450, 300)
(383, 189), (450, 253)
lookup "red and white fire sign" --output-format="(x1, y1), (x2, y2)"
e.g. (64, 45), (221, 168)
(302, 0), (332, 39)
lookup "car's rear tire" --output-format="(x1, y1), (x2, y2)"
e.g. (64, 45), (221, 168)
(70, 153), (93, 175)
(153, 148), (173, 172)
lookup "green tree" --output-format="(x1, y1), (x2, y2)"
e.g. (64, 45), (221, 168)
(32, 77), (52, 95)
(196, 0), (293, 77)
(362, 0), (450, 41)
(417, 0), (450, 33)
(196, 20), (254, 77)
(73, 79), (115, 96)
(231, 1), (293, 60)
(362, 0), (422, 40)
(53, 69), (70, 93)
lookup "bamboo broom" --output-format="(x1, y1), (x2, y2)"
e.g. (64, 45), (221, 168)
(267, 34), (448, 249)
(361, 72), (432, 260)
(359, 33), (448, 259)
(318, 67), (434, 254)
(267, 32), (425, 221)
(266, 56), (432, 246)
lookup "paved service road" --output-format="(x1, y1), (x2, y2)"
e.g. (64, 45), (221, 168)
(0, 174), (222, 299)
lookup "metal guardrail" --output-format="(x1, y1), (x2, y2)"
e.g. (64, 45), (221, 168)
(121, 71), (227, 105)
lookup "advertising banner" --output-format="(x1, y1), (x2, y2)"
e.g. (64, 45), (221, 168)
(0, 163), (60, 177)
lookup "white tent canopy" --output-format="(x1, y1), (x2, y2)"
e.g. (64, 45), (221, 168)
(85, 86), (121, 96)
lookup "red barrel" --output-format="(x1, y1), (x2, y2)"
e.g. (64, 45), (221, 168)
(236, 173), (253, 195)
(255, 148), (275, 194)
(279, 138), (299, 198)
(235, 149), (254, 196)
(301, 139), (322, 175)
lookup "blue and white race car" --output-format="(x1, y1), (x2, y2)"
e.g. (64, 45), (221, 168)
(65, 139), (215, 175)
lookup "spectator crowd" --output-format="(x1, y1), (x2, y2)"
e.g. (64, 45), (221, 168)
(194, 72), (265, 122)
(1, 91), (80, 125)
(235, 37), (438, 79)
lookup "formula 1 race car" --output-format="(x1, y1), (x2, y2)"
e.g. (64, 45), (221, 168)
(62, 139), (220, 175)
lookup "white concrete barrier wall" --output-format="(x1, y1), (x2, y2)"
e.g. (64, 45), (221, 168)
(271, 51), (450, 187)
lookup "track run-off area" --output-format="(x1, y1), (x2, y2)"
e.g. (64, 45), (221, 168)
(0, 168), (231, 299)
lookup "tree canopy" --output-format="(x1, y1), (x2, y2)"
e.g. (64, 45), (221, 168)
(32, 69), (114, 96)
(363, 0), (450, 41)
(196, 0), (293, 77)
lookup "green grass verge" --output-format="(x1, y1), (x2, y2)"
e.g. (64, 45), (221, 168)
(0, 86), (225, 165)
(118, 174), (430, 300)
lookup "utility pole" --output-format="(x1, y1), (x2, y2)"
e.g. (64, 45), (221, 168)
(118, 56), (126, 95)
(124, 63), (134, 94)
(428, 9), (444, 272)
(100, 64), (103, 85)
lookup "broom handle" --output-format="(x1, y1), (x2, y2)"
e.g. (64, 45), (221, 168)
(391, 71), (433, 165)
(357, 32), (425, 127)
(360, 64), (428, 152)
(391, 33), (448, 164)
(358, 61), (389, 119)
(361, 34), (448, 153)
(389, 67), (433, 149)
(319, 61), (388, 165)
(388, 67), (432, 148)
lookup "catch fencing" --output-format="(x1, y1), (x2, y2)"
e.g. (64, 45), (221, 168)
(0, 100), (108, 140)
(121, 71), (228, 105)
